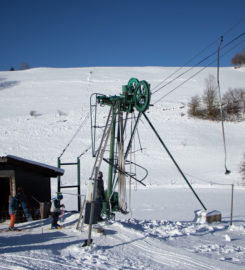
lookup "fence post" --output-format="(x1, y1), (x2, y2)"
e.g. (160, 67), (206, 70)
(230, 184), (234, 226)
(77, 157), (81, 211)
(57, 157), (61, 192)
(87, 167), (98, 246)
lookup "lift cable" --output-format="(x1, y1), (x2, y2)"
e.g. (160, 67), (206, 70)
(79, 111), (116, 159)
(153, 34), (245, 105)
(133, 112), (144, 152)
(152, 31), (245, 96)
(151, 43), (217, 93)
(185, 172), (234, 186)
(59, 109), (93, 158)
(152, 49), (218, 95)
(151, 18), (245, 94)
(217, 36), (231, 175)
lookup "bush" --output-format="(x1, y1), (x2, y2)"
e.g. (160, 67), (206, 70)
(30, 110), (41, 117)
(240, 154), (245, 183)
(188, 95), (201, 117)
(222, 88), (242, 116)
(231, 48), (245, 68)
(222, 88), (245, 121)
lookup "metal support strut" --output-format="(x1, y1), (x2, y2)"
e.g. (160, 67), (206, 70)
(143, 112), (207, 211)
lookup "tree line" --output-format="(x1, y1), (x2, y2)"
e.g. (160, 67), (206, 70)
(188, 75), (245, 121)
(188, 74), (245, 184)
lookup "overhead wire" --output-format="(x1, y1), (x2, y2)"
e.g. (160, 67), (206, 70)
(153, 33), (245, 105)
(151, 38), (220, 94)
(59, 108), (93, 158)
(216, 36), (231, 175)
(59, 21), (245, 159)
(152, 49), (218, 95)
(152, 31), (245, 97)
(151, 18), (245, 96)
(185, 172), (235, 186)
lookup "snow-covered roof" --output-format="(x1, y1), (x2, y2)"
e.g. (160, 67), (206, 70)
(0, 155), (64, 177)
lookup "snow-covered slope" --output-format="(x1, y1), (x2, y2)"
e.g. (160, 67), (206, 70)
(1, 66), (245, 269)
(1, 66), (245, 189)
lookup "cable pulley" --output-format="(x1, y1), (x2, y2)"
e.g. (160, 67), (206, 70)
(134, 80), (151, 112)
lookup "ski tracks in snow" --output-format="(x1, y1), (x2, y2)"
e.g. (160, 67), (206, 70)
(0, 219), (243, 270)
(101, 222), (239, 270)
(0, 253), (83, 270)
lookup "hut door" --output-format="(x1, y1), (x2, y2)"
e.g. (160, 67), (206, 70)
(0, 170), (15, 195)
(0, 177), (10, 214)
(0, 170), (15, 217)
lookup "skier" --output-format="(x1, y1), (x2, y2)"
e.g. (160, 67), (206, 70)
(8, 187), (32, 230)
(50, 192), (65, 229)
(8, 194), (19, 231)
(96, 171), (105, 221)
(17, 187), (32, 221)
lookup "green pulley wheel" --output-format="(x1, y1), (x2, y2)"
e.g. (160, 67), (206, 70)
(128, 78), (139, 94)
(134, 80), (151, 112)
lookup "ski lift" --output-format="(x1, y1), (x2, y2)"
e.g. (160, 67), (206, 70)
(88, 78), (207, 218)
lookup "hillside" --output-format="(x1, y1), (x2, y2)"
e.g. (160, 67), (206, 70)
(1, 66), (245, 269)
(0, 66), (245, 191)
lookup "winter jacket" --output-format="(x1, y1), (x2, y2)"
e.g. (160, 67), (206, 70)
(50, 198), (60, 213)
(96, 177), (105, 200)
(8, 196), (19, 215)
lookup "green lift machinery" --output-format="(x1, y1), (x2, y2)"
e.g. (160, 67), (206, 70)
(89, 78), (206, 218)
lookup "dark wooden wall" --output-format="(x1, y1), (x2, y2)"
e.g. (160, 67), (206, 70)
(0, 167), (51, 221)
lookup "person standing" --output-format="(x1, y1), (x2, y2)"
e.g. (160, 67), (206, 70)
(8, 187), (33, 230)
(8, 194), (19, 230)
(50, 192), (64, 229)
(17, 187), (32, 221)
(96, 171), (105, 221)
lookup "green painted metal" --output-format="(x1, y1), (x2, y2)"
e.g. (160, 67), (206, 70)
(107, 106), (116, 200)
(56, 157), (81, 211)
(57, 157), (61, 192)
(77, 157), (81, 211)
(96, 78), (151, 114)
(128, 78), (139, 89)
(92, 77), (207, 216)
(93, 78), (151, 216)
(134, 80), (151, 112)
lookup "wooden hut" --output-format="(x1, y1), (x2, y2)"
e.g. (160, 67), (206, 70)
(0, 155), (64, 222)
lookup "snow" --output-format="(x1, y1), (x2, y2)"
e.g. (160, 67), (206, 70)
(0, 66), (245, 269)
(1, 155), (64, 175)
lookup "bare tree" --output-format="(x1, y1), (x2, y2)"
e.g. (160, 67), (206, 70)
(222, 89), (241, 116)
(236, 88), (245, 113)
(223, 88), (245, 116)
(188, 95), (201, 117)
(240, 154), (245, 183)
(202, 75), (219, 118)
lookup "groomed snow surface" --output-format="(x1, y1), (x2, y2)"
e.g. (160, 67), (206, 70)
(1, 190), (245, 270)
(0, 66), (245, 269)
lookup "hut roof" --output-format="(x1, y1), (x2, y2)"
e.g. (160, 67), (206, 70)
(0, 155), (64, 177)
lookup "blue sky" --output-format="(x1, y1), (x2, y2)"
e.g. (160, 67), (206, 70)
(0, 0), (245, 71)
